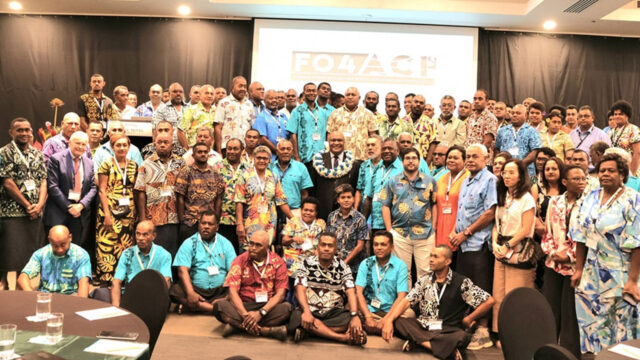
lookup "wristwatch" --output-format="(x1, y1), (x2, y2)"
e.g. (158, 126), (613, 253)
(350, 311), (358, 317)
(504, 241), (511, 249)
(259, 309), (268, 316)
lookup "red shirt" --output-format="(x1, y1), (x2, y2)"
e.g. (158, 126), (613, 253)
(224, 251), (288, 302)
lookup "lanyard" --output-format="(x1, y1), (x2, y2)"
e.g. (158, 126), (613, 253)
(253, 253), (270, 278)
(12, 141), (31, 169)
(612, 124), (628, 147)
(446, 171), (464, 201)
(268, 110), (282, 133)
(199, 234), (218, 264)
(575, 129), (591, 149)
(254, 167), (266, 195)
(433, 282), (447, 305)
(598, 186), (623, 211)
(564, 194), (579, 235)
(136, 246), (156, 271)
(375, 262), (390, 296)
(301, 219), (315, 232)
(546, 132), (558, 147)
(379, 165), (395, 186)
(113, 158), (128, 195)
(307, 108), (319, 132)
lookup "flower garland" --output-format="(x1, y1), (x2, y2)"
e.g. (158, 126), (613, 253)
(312, 150), (354, 179)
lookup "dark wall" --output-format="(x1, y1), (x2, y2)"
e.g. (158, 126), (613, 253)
(478, 29), (640, 127)
(0, 15), (253, 145)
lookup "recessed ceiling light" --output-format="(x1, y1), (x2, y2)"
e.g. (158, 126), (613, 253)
(178, 5), (191, 16)
(9, 1), (22, 10)
(543, 20), (557, 30)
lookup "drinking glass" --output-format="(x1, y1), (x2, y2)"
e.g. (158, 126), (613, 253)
(0, 324), (17, 360)
(46, 313), (63, 343)
(36, 293), (51, 320)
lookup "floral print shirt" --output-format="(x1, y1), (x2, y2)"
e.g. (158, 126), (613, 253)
(327, 105), (378, 161)
(281, 217), (326, 276)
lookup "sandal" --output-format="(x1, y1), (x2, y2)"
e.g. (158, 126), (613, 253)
(294, 328), (306, 343)
(348, 330), (367, 346)
(402, 340), (414, 352)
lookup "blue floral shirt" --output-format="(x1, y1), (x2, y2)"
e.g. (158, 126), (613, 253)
(21, 244), (91, 294)
(327, 208), (369, 274)
(495, 123), (542, 176)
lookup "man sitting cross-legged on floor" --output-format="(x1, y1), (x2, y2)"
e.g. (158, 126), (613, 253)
(355, 230), (409, 336)
(380, 245), (495, 360)
(213, 230), (291, 341)
(170, 211), (236, 313)
(288, 231), (367, 346)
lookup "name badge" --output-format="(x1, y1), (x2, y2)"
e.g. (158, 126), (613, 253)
(24, 179), (36, 191)
(257, 203), (269, 213)
(301, 240), (313, 251)
(343, 131), (353, 138)
(312, 133), (321, 141)
(427, 319), (443, 331)
(508, 146), (519, 157)
(371, 298), (382, 309)
(118, 197), (130, 207)
(442, 206), (452, 214)
(372, 194), (380, 202)
(255, 290), (268, 303)
(160, 187), (172, 197)
(207, 265), (219, 276)
(68, 191), (81, 202)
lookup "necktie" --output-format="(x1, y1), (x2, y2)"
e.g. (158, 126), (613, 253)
(73, 157), (82, 195)
(333, 155), (339, 169)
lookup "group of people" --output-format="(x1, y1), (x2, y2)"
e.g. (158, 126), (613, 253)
(1, 72), (640, 359)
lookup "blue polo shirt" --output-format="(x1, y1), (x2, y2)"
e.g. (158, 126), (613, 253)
(431, 166), (449, 181)
(93, 141), (144, 172)
(495, 123), (542, 177)
(286, 102), (329, 163)
(173, 233), (236, 290)
(270, 159), (314, 209)
(114, 243), (173, 284)
(21, 244), (92, 295)
(364, 157), (403, 229)
(380, 172), (436, 240)
(419, 158), (432, 177)
(355, 254), (408, 313)
(253, 108), (290, 159)
(456, 167), (498, 252)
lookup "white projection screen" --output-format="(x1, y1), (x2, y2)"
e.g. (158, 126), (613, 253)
(252, 19), (478, 107)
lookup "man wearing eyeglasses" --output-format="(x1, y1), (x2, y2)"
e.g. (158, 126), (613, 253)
(430, 143), (450, 181)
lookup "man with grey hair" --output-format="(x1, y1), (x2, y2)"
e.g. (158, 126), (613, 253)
(254, 89), (290, 159)
(270, 139), (313, 218)
(92, 120), (143, 172)
(112, 85), (136, 120)
(215, 76), (255, 154)
(327, 87), (378, 161)
(451, 143), (498, 350)
(42, 112), (88, 163)
(430, 142), (450, 181)
(44, 131), (97, 247)
(182, 126), (222, 168)
(435, 95), (466, 147)
(134, 84), (165, 117)
(178, 84), (216, 149)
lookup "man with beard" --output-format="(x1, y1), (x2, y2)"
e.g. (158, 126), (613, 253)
(379, 99), (412, 141)
(270, 140), (313, 218)
(153, 82), (187, 146)
(434, 95), (465, 147)
(249, 81), (266, 116)
(457, 100), (471, 122)
(317, 82), (334, 115)
(355, 136), (382, 211)
(78, 73), (118, 130)
(283, 88), (298, 118)
(403, 95), (437, 163)
(178, 84), (216, 149)
(364, 91), (386, 124)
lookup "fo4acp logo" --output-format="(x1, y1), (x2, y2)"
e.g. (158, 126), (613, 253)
(292, 51), (436, 85)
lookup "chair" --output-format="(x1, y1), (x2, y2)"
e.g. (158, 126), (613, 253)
(534, 344), (580, 360)
(498, 287), (557, 360)
(121, 269), (170, 354)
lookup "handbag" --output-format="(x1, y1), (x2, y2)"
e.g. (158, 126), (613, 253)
(111, 205), (131, 218)
(496, 234), (544, 269)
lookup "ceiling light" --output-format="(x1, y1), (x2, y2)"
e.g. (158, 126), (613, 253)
(543, 20), (557, 30)
(9, 1), (22, 10)
(178, 5), (191, 16)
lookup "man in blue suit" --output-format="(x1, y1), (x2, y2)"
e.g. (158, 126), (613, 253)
(44, 131), (97, 247)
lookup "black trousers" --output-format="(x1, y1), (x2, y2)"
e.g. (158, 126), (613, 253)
(155, 224), (179, 259)
(455, 244), (493, 293)
(218, 224), (240, 255)
(178, 223), (198, 248)
(287, 307), (351, 333)
(213, 301), (292, 329)
(542, 267), (581, 358)
(395, 318), (470, 360)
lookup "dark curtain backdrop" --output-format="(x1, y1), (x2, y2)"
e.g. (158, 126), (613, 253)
(0, 15), (253, 145)
(478, 29), (640, 127)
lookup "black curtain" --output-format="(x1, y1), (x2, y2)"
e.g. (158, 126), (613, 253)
(0, 15), (253, 145)
(478, 29), (640, 127)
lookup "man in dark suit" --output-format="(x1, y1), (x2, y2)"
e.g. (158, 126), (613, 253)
(44, 131), (97, 247)
(309, 131), (361, 220)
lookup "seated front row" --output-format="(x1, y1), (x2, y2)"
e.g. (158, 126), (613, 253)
(17, 222), (493, 359)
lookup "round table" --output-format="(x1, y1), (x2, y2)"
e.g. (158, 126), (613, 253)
(596, 339), (640, 359)
(0, 291), (149, 343)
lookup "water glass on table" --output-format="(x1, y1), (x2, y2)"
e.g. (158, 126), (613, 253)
(46, 313), (64, 344)
(0, 324), (17, 360)
(36, 293), (51, 320)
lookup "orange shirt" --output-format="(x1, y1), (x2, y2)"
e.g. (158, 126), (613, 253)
(435, 169), (470, 250)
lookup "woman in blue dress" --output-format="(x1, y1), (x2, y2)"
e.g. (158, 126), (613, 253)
(571, 153), (640, 354)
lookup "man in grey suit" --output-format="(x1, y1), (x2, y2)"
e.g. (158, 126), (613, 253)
(44, 131), (97, 246)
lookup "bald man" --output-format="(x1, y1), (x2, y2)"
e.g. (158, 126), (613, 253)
(42, 112), (87, 162)
(327, 87), (378, 161)
(91, 221), (173, 305)
(253, 89), (290, 158)
(213, 230), (291, 340)
(18, 225), (91, 297)
(249, 81), (265, 116)
(135, 84), (165, 117)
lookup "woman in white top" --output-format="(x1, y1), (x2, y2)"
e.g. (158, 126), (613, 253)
(491, 159), (536, 345)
